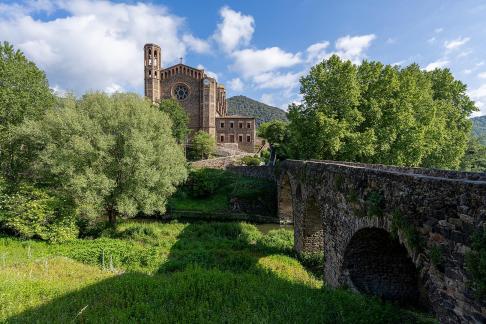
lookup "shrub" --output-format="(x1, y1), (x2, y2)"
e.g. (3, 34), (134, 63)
(465, 227), (486, 299)
(185, 169), (227, 198)
(240, 155), (262, 166)
(189, 130), (216, 160)
(0, 185), (77, 242)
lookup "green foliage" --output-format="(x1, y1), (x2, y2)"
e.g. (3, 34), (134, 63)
(240, 155), (262, 166)
(185, 168), (226, 198)
(227, 95), (288, 126)
(429, 245), (444, 269)
(189, 130), (216, 160)
(298, 252), (326, 279)
(256, 228), (294, 255)
(465, 227), (486, 299)
(460, 136), (486, 172)
(17, 92), (187, 224)
(365, 191), (384, 218)
(258, 120), (290, 162)
(288, 55), (476, 169)
(0, 185), (77, 242)
(0, 42), (55, 182)
(169, 168), (276, 216)
(390, 210), (423, 253)
(471, 115), (486, 145)
(158, 99), (189, 144)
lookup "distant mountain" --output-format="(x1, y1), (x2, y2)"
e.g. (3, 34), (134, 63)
(472, 115), (486, 145)
(227, 95), (288, 126)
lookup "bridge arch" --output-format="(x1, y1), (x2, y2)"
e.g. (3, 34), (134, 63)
(341, 227), (426, 307)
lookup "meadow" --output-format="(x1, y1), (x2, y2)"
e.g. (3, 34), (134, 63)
(0, 221), (435, 323)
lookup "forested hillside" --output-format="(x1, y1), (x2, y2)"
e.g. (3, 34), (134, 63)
(227, 95), (287, 126)
(472, 115), (486, 145)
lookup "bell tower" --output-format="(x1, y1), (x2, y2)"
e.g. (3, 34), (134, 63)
(144, 43), (161, 103)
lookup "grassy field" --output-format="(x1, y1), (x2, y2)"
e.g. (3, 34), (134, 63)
(0, 221), (435, 323)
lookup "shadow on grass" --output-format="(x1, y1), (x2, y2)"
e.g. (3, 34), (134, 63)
(6, 223), (433, 323)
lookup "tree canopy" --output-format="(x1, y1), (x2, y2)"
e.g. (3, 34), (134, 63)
(19, 92), (187, 224)
(0, 42), (54, 182)
(257, 120), (290, 164)
(158, 99), (189, 144)
(190, 130), (216, 160)
(287, 55), (477, 169)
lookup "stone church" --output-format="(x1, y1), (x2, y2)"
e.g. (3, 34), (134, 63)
(144, 43), (256, 153)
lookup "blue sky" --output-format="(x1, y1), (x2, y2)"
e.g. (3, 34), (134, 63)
(1, 0), (486, 116)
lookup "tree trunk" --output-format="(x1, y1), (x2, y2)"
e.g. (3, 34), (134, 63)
(107, 207), (117, 225)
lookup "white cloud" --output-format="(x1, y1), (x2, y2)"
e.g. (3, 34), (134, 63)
(477, 61), (485, 67)
(478, 72), (486, 79)
(0, 0), (196, 94)
(464, 69), (472, 74)
(306, 41), (330, 64)
(228, 78), (244, 92)
(444, 37), (470, 50)
(428, 37), (436, 44)
(434, 28), (443, 33)
(182, 34), (211, 54)
(425, 59), (449, 71)
(386, 37), (396, 44)
(213, 6), (254, 53)
(469, 84), (486, 116)
(391, 60), (406, 67)
(196, 64), (218, 80)
(335, 34), (376, 62)
(105, 83), (124, 94)
(260, 93), (275, 106)
(252, 71), (302, 90)
(231, 47), (302, 77)
(457, 50), (472, 58)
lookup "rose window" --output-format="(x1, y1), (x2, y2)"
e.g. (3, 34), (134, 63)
(174, 84), (189, 100)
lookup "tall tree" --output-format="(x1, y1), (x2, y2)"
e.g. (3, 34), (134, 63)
(190, 131), (216, 160)
(19, 92), (187, 224)
(158, 99), (189, 144)
(288, 55), (477, 169)
(0, 42), (54, 182)
(257, 120), (289, 165)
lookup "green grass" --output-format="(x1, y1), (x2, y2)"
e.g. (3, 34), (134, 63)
(0, 221), (435, 323)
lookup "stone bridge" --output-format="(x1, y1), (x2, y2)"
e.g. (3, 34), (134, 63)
(277, 160), (486, 323)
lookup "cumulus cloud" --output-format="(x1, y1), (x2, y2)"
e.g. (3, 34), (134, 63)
(231, 47), (302, 77)
(213, 6), (254, 53)
(182, 34), (211, 54)
(469, 84), (486, 116)
(335, 34), (376, 62)
(228, 78), (244, 92)
(196, 64), (218, 80)
(478, 72), (486, 79)
(425, 59), (449, 71)
(444, 37), (470, 50)
(260, 93), (275, 106)
(0, 0), (203, 94)
(252, 71), (302, 90)
(306, 41), (330, 64)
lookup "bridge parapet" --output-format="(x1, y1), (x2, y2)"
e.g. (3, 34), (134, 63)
(277, 160), (486, 323)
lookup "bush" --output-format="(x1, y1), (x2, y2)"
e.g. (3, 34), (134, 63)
(240, 155), (262, 166)
(185, 169), (227, 198)
(189, 130), (216, 160)
(0, 185), (77, 242)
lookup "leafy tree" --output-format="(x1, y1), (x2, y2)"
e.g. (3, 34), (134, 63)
(190, 131), (216, 160)
(19, 92), (187, 224)
(0, 42), (54, 182)
(0, 184), (77, 242)
(158, 99), (189, 144)
(257, 120), (290, 165)
(288, 55), (477, 169)
(461, 137), (486, 172)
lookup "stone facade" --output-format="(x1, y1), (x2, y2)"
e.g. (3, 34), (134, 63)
(276, 160), (486, 323)
(216, 116), (256, 152)
(143, 43), (256, 152)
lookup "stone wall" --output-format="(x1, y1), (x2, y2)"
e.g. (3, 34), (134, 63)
(226, 165), (276, 181)
(278, 160), (486, 323)
(190, 154), (253, 169)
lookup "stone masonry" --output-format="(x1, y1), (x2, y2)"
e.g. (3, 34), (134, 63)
(277, 160), (486, 323)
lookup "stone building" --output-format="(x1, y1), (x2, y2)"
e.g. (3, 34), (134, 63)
(144, 43), (256, 153)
